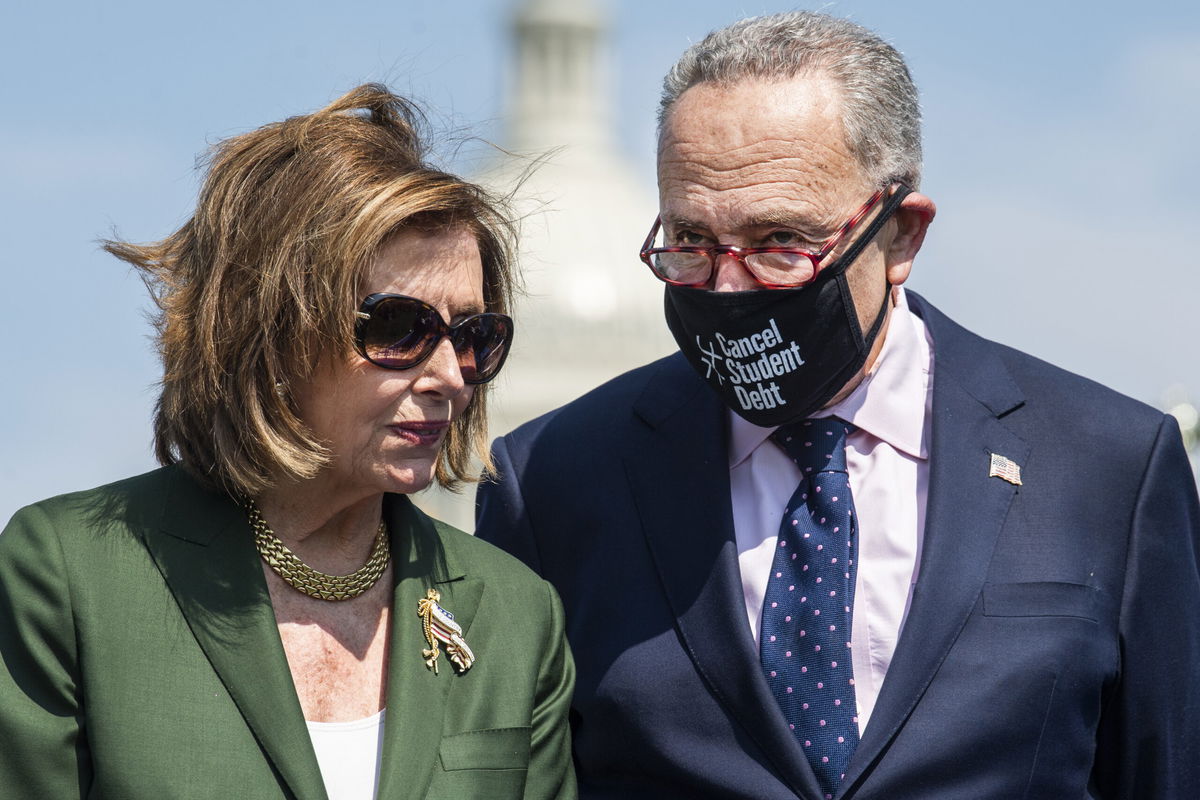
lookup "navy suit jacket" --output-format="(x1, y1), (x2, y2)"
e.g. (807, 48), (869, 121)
(475, 293), (1200, 799)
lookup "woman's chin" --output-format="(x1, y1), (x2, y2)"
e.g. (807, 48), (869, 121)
(378, 463), (437, 496)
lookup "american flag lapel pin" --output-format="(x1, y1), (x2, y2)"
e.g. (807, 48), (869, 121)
(988, 453), (1023, 486)
(417, 588), (476, 675)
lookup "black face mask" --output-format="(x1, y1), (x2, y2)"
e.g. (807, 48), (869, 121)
(664, 188), (909, 427)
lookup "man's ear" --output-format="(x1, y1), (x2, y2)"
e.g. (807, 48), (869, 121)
(885, 192), (936, 285)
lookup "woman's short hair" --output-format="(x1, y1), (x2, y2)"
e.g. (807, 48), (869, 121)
(106, 83), (517, 497)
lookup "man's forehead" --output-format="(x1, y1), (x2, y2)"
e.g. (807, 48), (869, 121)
(659, 74), (846, 149)
(655, 71), (872, 233)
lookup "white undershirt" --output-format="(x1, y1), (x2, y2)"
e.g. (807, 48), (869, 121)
(306, 709), (386, 800)
(729, 288), (933, 736)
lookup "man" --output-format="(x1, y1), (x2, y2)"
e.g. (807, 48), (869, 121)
(476, 11), (1200, 800)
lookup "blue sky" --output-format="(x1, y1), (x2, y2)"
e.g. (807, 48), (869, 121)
(2, 0), (1198, 517)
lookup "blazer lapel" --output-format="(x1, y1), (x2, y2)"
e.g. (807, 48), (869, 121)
(376, 495), (484, 800)
(141, 468), (326, 800)
(624, 355), (826, 800)
(840, 293), (1028, 794)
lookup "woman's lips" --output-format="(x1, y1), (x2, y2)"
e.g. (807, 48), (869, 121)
(390, 420), (449, 446)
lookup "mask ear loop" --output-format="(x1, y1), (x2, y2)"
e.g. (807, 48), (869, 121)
(821, 184), (913, 345)
(819, 184), (913, 281)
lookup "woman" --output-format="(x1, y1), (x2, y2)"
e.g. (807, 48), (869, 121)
(0, 85), (575, 800)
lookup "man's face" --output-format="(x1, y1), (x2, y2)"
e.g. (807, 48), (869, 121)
(657, 73), (923, 403)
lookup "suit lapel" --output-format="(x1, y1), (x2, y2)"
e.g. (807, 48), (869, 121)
(840, 294), (1028, 794)
(145, 477), (485, 800)
(624, 355), (826, 800)
(141, 468), (326, 800)
(376, 495), (483, 800)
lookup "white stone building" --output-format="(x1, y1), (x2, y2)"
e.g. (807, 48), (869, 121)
(414, 0), (675, 530)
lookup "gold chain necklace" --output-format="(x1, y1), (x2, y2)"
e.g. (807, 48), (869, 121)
(245, 501), (390, 601)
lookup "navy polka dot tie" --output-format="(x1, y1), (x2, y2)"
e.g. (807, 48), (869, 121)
(760, 417), (860, 799)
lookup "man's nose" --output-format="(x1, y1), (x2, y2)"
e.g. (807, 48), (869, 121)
(711, 252), (762, 293)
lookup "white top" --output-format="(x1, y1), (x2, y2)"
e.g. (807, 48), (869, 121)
(306, 709), (386, 800)
(728, 288), (933, 736)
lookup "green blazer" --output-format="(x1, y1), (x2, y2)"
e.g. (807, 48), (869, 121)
(0, 466), (576, 800)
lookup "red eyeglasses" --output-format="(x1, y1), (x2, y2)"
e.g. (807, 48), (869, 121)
(640, 186), (898, 289)
(354, 293), (514, 384)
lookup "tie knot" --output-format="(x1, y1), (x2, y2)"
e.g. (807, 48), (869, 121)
(771, 417), (855, 474)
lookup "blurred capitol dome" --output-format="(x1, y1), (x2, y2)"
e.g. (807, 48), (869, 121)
(414, 0), (675, 529)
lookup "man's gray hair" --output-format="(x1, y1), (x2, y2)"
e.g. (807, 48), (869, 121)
(659, 11), (922, 188)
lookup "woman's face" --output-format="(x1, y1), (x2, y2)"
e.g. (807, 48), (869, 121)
(292, 226), (484, 498)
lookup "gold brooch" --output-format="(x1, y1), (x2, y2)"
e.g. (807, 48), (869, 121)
(417, 589), (476, 675)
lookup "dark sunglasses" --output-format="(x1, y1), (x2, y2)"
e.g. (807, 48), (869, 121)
(353, 293), (514, 385)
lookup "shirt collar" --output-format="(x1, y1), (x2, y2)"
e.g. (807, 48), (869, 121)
(727, 287), (933, 469)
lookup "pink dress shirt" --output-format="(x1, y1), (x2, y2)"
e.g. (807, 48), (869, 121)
(728, 287), (933, 736)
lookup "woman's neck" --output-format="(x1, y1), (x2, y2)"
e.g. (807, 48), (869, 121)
(254, 480), (386, 575)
